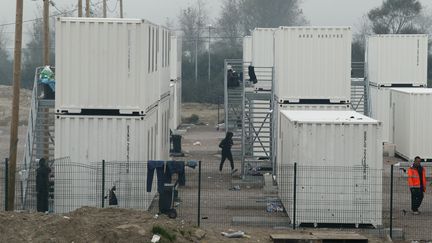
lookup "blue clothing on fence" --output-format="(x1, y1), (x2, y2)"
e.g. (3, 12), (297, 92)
(166, 161), (185, 186)
(147, 160), (165, 193)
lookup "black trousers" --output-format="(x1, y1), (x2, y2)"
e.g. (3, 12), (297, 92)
(410, 188), (424, 212)
(37, 191), (49, 212)
(219, 151), (234, 171)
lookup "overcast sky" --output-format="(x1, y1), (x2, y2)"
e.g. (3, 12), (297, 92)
(1, 0), (432, 46)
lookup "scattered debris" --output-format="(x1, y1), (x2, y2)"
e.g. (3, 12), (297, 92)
(153, 214), (159, 219)
(194, 229), (207, 240)
(63, 216), (70, 220)
(193, 141), (201, 146)
(266, 202), (284, 213)
(151, 234), (161, 243)
(221, 230), (250, 238)
(229, 185), (241, 191)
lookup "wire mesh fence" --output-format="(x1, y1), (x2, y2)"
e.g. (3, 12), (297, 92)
(0, 158), (431, 241)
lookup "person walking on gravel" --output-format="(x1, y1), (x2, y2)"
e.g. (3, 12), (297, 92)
(219, 132), (237, 175)
(408, 156), (427, 215)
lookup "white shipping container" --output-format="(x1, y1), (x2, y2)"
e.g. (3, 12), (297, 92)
(278, 110), (382, 226)
(366, 35), (428, 86)
(170, 35), (182, 81)
(54, 110), (159, 213)
(56, 18), (162, 113)
(274, 26), (352, 103)
(369, 86), (392, 143)
(391, 88), (432, 160)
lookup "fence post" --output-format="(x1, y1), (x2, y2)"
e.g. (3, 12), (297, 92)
(293, 162), (297, 230)
(102, 160), (105, 208)
(389, 164), (394, 239)
(197, 160), (202, 227)
(4, 158), (9, 211)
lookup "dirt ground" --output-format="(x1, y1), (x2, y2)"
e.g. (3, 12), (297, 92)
(0, 85), (32, 161)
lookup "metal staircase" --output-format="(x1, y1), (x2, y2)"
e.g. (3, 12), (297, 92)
(241, 67), (274, 177)
(18, 67), (56, 210)
(224, 60), (244, 159)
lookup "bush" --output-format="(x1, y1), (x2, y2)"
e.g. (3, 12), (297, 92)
(182, 114), (199, 124)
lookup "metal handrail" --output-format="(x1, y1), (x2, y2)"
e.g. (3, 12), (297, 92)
(21, 67), (43, 170)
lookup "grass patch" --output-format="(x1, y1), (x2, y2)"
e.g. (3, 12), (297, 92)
(151, 225), (176, 242)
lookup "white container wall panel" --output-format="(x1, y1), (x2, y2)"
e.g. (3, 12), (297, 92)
(278, 110), (383, 226)
(174, 81), (182, 129)
(274, 104), (351, 178)
(170, 35), (182, 81)
(252, 29), (275, 91)
(169, 83), (176, 130)
(56, 18), (160, 113)
(158, 97), (171, 161)
(369, 86), (392, 143)
(243, 36), (253, 81)
(274, 27), (352, 102)
(392, 88), (432, 159)
(243, 36), (252, 63)
(367, 35), (428, 86)
(252, 29), (274, 67)
(54, 111), (159, 213)
(158, 27), (172, 98)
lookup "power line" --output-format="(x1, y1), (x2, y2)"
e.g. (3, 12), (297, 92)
(0, 0), (105, 28)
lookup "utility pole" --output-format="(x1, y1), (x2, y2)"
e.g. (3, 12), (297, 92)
(195, 31), (198, 84)
(120, 0), (123, 18)
(43, 0), (49, 65)
(103, 0), (107, 18)
(208, 25), (212, 83)
(8, 0), (24, 211)
(86, 0), (90, 17)
(78, 0), (83, 17)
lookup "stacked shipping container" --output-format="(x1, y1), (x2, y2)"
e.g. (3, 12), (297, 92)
(55, 18), (174, 213)
(367, 35), (428, 144)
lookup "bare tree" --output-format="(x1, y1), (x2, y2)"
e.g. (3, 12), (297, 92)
(0, 26), (13, 85)
(368, 0), (422, 34)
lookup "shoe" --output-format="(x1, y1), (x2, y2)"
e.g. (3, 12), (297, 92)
(231, 168), (238, 175)
(412, 211), (420, 215)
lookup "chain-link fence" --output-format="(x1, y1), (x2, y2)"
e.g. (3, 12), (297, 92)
(0, 158), (431, 241)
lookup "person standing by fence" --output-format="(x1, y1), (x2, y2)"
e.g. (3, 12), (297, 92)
(36, 158), (51, 212)
(407, 156), (427, 215)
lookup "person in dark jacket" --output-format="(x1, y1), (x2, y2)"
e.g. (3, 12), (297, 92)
(219, 132), (237, 175)
(248, 65), (257, 84)
(36, 158), (51, 212)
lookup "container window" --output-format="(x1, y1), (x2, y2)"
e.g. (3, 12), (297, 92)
(152, 28), (155, 72)
(148, 26), (151, 73)
(156, 28), (159, 71)
(147, 130), (150, 161)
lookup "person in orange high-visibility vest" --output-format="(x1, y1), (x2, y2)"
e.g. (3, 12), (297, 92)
(407, 156), (427, 215)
